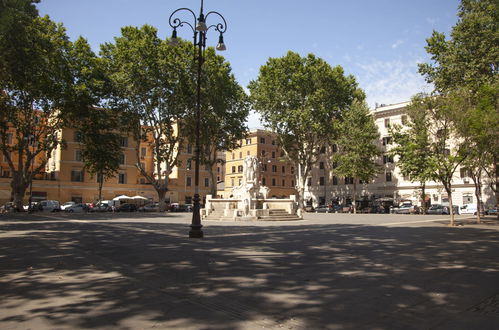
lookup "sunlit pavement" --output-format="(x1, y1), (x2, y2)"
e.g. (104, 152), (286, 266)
(1, 212), (498, 329)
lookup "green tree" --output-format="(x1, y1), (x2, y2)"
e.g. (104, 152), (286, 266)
(184, 48), (250, 196)
(248, 51), (363, 210)
(332, 100), (381, 213)
(390, 94), (438, 214)
(419, 0), (499, 210)
(100, 25), (192, 211)
(0, 10), (84, 210)
(413, 95), (468, 226)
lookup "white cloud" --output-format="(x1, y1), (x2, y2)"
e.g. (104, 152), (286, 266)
(391, 39), (404, 49)
(426, 17), (438, 25)
(356, 58), (432, 108)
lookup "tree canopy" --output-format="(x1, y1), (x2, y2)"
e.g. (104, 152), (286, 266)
(249, 51), (363, 209)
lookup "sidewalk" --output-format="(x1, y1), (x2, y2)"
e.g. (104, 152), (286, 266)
(1, 213), (498, 329)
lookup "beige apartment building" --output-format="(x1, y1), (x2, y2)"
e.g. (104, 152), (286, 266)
(0, 126), (215, 206)
(223, 129), (297, 198)
(305, 101), (495, 208)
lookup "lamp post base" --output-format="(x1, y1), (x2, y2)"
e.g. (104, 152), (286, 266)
(189, 224), (204, 238)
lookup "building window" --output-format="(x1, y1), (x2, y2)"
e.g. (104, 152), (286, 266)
(246, 138), (251, 145)
(386, 172), (392, 182)
(238, 165), (243, 173)
(291, 167), (294, 174)
(118, 173), (126, 184)
(272, 140), (275, 145)
(75, 149), (82, 162)
(291, 180), (294, 187)
(232, 166), (236, 173)
(204, 178), (209, 187)
(232, 152), (235, 160)
(282, 179), (285, 186)
(231, 178), (234, 186)
(140, 162), (145, 171)
(71, 170), (84, 182)
(319, 176), (325, 186)
(187, 159), (192, 170)
(272, 151), (275, 158)
(239, 152), (242, 159)
(463, 195), (473, 204)
(261, 150), (266, 156)
(383, 154), (393, 164)
(333, 176), (338, 185)
(384, 118), (390, 128)
(262, 178), (266, 185)
(272, 165), (277, 173)
(401, 115), (408, 125)
(272, 178), (276, 186)
(247, 150), (250, 156)
(260, 137), (266, 144)
(332, 162), (338, 169)
(120, 137), (128, 147)
(282, 166), (285, 173)
(217, 167), (220, 173)
(307, 177), (312, 186)
(187, 145), (192, 153)
(238, 178), (242, 185)
(332, 144), (338, 153)
(186, 177), (192, 186)
(345, 177), (354, 185)
(6, 133), (13, 145)
(382, 136), (392, 146)
(263, 164), (267, 172)
(141, 147), (146, 157)
(319, 161), (324, 169)
(119, 153), (125, 165)
(320, 146), (326, 153)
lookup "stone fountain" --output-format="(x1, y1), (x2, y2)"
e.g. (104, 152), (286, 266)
(203, 156), (300, 221)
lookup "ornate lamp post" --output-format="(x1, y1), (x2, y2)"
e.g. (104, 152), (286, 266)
(169, 0), (227, 238)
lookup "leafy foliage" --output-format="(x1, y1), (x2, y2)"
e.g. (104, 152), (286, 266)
(332, 100), (381, 213)
(249, 51), (363, 208)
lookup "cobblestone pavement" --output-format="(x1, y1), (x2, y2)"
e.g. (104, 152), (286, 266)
(1, 212), (498, 329)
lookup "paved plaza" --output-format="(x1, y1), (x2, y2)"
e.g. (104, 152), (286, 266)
(1, 212), (498, 329)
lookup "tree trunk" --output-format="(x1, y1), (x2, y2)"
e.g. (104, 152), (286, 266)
(11, 177), (29, 212)
(472, 173), (482, 224)
(157, 188), (168, 212)
(446, 186), (455, 226)
(208, 167), (217, 197)
(421, 182), (427, 215)
(98, 175), (104, 204)
(352, 180), (357, 214)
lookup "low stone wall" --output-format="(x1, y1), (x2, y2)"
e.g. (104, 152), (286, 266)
(203, 195), (297, 219)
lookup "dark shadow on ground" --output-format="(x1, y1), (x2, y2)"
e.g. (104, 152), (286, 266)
(1, 218), (499, 329)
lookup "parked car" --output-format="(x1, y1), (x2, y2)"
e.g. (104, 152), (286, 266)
(116, 203), (137, 212)
(460, 203), (478, 215)
(485, 207), (498, 215)
(65, 203), (87, 213)
(427, 204), (448, 215)
(138, 203), (159, 212)
(90, 203), (111, 212)
(304, 205), (315, 212)
(60, 201), (76, 211)
(38, 200), (61, 212)
(315, 205), (334, 213)
(391, 203), (417, 214)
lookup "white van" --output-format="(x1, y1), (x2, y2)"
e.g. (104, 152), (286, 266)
(39, 200), (61, 212)
(460, 204), (478, 215)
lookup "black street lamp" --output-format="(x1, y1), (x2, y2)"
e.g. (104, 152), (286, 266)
(169, 0), (227, 238)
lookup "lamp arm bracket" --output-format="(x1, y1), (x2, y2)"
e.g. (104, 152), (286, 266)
(205, 11), (227, 33)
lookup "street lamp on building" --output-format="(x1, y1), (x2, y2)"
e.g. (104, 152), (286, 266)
(169, 0), (227, 238)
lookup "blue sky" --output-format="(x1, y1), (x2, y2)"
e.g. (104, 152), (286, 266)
(37, 0), (459, 128)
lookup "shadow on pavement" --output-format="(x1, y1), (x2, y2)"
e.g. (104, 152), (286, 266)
(1, 218), (499, 329)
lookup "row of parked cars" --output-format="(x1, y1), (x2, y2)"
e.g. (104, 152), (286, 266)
(22, 200), (195, 213)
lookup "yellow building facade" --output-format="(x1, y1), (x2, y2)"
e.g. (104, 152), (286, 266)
(0, 126), (215, 206)
(224, 129), (297, 198)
